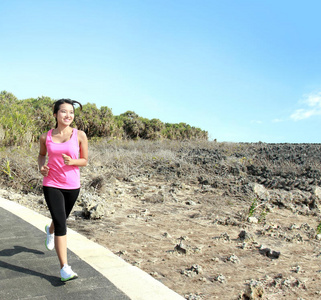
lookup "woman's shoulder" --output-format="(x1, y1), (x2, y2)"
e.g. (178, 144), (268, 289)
(40, 131), (49, 142)
(77, 129), (88, 140)
(40, 129), (54, 142)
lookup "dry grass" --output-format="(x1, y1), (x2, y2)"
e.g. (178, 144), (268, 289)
(0, 139), (320, 197)
(1, 139), (321, 299)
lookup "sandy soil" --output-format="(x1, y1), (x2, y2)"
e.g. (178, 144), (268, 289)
(3, 174), (321, 300)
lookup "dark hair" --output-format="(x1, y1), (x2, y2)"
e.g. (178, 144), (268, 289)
(53, 99), (83, 128)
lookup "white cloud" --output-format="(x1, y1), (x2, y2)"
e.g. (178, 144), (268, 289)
(306, 93), (321, 107)
(290, 92), (321, 121)
(272, 118), (283, 123)
(250, 120), (263, 124)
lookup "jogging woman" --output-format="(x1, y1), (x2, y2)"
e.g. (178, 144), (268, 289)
(38, 99), (88, 282)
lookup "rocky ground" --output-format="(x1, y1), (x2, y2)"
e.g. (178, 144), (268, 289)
(1, 141), (321, 299)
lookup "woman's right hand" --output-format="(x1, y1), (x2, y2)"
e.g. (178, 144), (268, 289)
(40, 165), (50, 177)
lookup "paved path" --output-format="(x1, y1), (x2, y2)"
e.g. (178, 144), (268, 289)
(0, 198), (184, 300)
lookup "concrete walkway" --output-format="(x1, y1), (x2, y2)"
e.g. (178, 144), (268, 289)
(0, 198), (184, 300)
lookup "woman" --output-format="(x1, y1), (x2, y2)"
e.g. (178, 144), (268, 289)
(38, 99), (88, 282)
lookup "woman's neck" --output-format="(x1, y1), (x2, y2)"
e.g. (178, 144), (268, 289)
(54, 125), (72, 135)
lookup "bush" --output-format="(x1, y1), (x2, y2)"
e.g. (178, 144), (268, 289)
(0, 91), (208, 146)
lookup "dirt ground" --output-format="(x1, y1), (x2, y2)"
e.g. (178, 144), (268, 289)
(2, 141), (321, 299)
(4, 175), (321, 300)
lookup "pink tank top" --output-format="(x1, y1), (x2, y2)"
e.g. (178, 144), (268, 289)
(43, 129), (80, 189)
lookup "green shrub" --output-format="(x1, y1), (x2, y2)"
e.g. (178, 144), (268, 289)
(0, 91), (208, 146)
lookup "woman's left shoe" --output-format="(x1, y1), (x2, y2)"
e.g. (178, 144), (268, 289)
(60, 264), (78, 282)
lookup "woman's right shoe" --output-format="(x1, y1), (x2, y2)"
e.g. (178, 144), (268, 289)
(60, 264), (78, 282)
(45, 225), (55, 250)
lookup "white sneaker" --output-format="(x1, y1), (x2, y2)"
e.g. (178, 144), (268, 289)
(60, 264), (78, 282)
(45, 225), (55, 251)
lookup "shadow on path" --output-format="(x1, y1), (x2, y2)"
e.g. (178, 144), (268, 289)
(0, 245), (44, 257)
(0, 245), (63, 287)
(0, 260), (64, 287)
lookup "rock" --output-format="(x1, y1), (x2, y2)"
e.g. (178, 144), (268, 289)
(163, 232), (171, 238)
(214, 274), (226, 283)
(248, 216), (259, 223)
(186, 200), (197, 205)
(150, 271), (161, 278)
(286, 233), (303, 243)
(182, 264), (203, 276)
(81, 192), (106, 220)
(8, 193), (22, 201)
(252, 183), (270, 200)
(88, 175), (105, 190)
(259, 245), (280, 259)
(73, 210), (83, 217)
(191, 264), (203, 274)
(124, 175), (138, 182)
(228, 254), (240, 264)
(83, 202), (105, 219)
(313, 186), (321, 200)
(174, 241), (188, 254)
(213, 232), (231, 242)
(238, 230), (255, 242)
(181, 183), (188, 190)
(289, 223), (300, 230)
(181, 265), (202, 277)
(115, 250), (127, 256)
(291, 265), (302, 273)
(268, 189), (293, 208)
(241, 279), (264, 300)
(127, 214), (137, 219)
(185, 293), (203, 300)
(214, 216), (240, 226)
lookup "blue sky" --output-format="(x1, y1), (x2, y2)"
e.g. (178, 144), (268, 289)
(1, 0), (321, 143)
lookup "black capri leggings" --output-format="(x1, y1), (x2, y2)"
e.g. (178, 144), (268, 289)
(43, 186), (80, 236)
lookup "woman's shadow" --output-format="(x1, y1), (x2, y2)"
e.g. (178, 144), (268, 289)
(0, 245), (44, 257)
(0, 245), (64, 286)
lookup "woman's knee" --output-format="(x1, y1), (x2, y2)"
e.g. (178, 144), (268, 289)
(54, 227), (67, 236)
(53, 220), (67, 236)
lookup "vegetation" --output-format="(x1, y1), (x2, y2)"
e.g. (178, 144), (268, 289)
(317, 221), (321, 235)
(248, 197), (258, 217)
(0, 91), (208, 146)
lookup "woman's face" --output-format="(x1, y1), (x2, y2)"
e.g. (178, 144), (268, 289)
(54, 103), (74, 127)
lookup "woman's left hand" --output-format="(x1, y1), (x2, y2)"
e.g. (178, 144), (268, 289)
(62, 154), (73, 165)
